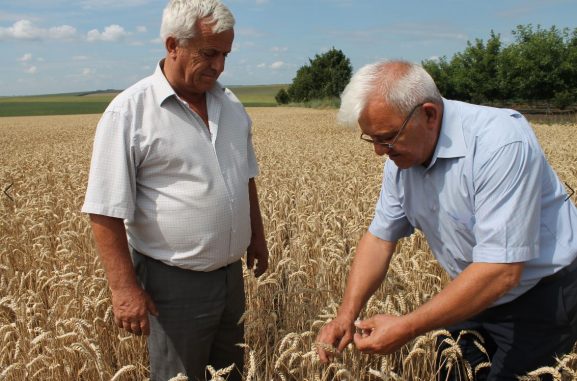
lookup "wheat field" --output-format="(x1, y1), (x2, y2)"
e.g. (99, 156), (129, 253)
(0, 108), (576, 380)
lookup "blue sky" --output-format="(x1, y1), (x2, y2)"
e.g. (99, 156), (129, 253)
(0, 0), (575, 96)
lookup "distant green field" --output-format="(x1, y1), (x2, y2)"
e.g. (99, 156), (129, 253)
(227, 84), (287, 107)
(0, 84), (286, 117)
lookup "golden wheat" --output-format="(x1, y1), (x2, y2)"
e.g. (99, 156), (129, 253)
(0, 109), (576, 380)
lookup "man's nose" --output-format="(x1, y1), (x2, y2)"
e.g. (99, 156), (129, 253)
(211, 54), (226, 73)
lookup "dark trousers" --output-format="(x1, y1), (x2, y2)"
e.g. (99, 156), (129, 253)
(132, 250), (245, 381)
(438, 259), (577, 380)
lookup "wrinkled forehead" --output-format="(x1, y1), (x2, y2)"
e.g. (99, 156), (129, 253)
(358, 98), (405, 134)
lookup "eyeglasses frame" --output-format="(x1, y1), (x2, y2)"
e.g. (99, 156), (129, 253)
(360, 103), (424, 149)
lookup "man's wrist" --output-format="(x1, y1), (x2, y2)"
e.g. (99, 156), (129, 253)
(336, 305), (361, 324)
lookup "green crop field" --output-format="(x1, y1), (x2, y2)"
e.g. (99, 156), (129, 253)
(0, 84), (287, 117)
(227, 84), (287, 106)
(0, 94), (116, 117)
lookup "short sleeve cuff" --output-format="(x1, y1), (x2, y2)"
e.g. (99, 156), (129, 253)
(368, 219), (414, 242)
(81, 202), (133, 220)
(472, 245), (538, 263)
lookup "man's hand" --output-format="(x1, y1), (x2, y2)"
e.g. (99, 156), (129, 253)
(111, 285), (158, 336)
(247, 236), (269, 277)
(316, 316), (356, 363)
(353, 314), (413, 354)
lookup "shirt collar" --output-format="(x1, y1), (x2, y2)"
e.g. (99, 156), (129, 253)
(433, 98), (467, 160)
(151, 60), (176, 107)
(151, 59), (225, 107)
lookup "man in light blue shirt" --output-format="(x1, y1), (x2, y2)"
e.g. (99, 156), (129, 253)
(316, 60), (577, 380)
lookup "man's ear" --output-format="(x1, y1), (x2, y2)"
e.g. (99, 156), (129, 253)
(165, 37), (178, 58)
(423, 102), (441, 127)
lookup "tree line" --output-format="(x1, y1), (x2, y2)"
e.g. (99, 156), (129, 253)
(423, 24), (577, 110)
(277, 24), (577, 111)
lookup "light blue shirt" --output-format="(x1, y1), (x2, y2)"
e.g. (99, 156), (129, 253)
(369, 99), (577, 305)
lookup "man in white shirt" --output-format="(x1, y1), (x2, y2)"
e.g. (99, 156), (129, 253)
(316, 60), (577, 380)
(82, 1), (268, 380)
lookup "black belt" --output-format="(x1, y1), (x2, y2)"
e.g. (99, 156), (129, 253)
(539, 256), (577, 285)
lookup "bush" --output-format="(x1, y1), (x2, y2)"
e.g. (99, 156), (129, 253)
(553, 90), (576, 110)
(286, 48), (352, 104)
(275, 88), (290, 105)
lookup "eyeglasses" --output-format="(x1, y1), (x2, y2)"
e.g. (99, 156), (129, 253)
(360, 103), (424, 149)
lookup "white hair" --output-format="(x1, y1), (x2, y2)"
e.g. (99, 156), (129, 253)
(160, 0), (235, 44)
(337, 60), (442, 128)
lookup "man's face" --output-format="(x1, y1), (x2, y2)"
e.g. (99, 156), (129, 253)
(171, 18), (234, 96)
(358, 98), (439, 169)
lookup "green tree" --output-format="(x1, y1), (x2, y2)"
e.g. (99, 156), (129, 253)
(422, 24), (577, 107)
(500, 24), (568, 106)
(275, 88), (290, 105)
(287, 65), (314, 102)
(445, 31), (503, 102)
(422, 56), (457, 99)
(287, 48), (352, 102)
(555, 28), (577, 108)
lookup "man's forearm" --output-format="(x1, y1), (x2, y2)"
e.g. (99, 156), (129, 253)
(89, 214), (139, 291)
(338, 232), (396, 321)
(248, 178), (265, 240)
(404, 261), (524, 338)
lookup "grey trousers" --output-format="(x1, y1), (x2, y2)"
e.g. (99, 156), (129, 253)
(131, 250), (245, 381)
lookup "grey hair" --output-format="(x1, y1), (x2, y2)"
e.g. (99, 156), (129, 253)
(337, 60), (442, 128)
(160, 0), (235, 44)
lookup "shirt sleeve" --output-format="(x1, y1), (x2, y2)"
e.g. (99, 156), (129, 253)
(472, 140), (542, 263)
(223, 86), (259, 179)
(81, 109), (137, 220)
(246, 115), (259, 179)
(369, 160), (414, 241)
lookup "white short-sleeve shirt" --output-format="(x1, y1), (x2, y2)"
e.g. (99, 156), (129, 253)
(82, 61), (259, 271)
(369, 99), (577, 305)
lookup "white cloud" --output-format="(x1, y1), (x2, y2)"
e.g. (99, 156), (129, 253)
(19, 53), (32, 62)
(270, 61), (285, 69)
(73, 55), (89, 61)
(136, 26), (147, 33)
(0, 19), (39, 39)
(87, 24), (129, 42)
(24, 66), (37, 74)
(0, 19), (76, 40)
(256, 61), (287, 70)
(82, 68), (94, 76)
(271, 46), (288, 53)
